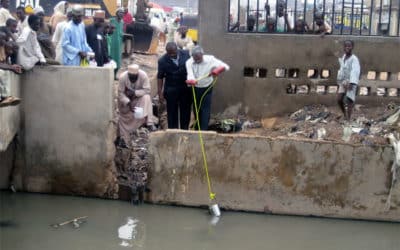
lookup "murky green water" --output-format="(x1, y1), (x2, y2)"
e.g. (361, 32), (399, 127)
(1, 191), (399, 250)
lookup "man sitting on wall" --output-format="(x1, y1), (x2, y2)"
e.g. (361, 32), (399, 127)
(118, 64), (158, 146)
(0, 18), (18, 41)
(0, 33), (23, 107)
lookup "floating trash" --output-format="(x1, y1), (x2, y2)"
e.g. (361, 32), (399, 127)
(51, 216), (88, 229)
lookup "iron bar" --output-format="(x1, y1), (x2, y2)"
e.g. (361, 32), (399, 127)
(369, 0), (374, 35)
(350, 0), (355, 34)
(388, 0), (392, 35)
(303, 0), (307, 24)
(378, 0), (383, 35)
(340, 0), (345, 34)
(332, 0), (336, 34)
(285, 0), (288, 31)
(313, 0), (316, 31)
(397, 0), (400, 36)
(360, 0), (364, 34)
(237, 0), (241, 26)
(256, 0), (260, 32)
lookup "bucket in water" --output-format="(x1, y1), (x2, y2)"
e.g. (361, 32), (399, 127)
(209, 204), (221, 217)
(134, 107), (144, 119)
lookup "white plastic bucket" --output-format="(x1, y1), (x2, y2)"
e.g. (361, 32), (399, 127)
(209, 204), (221, 217)
(134, 107), (144, 119)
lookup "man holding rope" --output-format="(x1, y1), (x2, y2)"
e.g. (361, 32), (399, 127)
(186, 46), (230, 130)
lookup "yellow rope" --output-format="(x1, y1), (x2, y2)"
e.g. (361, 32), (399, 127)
(191, 85), (216, 201)
(191, 77), (218, 129)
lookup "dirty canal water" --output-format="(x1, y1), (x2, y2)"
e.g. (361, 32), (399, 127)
(1, 191), (399, 250)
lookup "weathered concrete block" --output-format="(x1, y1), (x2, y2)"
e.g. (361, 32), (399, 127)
(13, 66), (118, 198)
(148, 130), (399, 222)
(199, 0), (400, 117)
(0, 141), (14, 189)
(0, 72), (21, 152)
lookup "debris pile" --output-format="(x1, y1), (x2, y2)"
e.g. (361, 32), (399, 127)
(115, 128), (152, 195)
(212, 103), (400, 146)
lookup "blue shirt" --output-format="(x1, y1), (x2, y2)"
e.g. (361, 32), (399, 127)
(62, 21), (92, 66)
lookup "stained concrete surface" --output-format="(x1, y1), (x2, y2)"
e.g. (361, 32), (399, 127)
(0, 142), (14, 189)
(9, 66), (119, 198)
(0, 72), (21, 152)
(198, 0), (400, 117)
(148, 130), (400, 222)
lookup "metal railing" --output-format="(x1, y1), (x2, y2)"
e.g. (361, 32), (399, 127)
(228, 0), (400, 36)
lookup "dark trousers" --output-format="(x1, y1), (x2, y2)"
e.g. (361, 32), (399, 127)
(193, 86), (213, 130)
(165, 86), (192, 129)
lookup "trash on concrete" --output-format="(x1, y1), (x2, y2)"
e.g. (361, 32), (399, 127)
(385, 133), (400, 211)
(342, 125), (353, 142)
(241, 120), (262, 130)
(317, 128), (327, 140)
(209, 104), (396, 145)
(261, 117), (278, 129)
(384, 109), (400, 126)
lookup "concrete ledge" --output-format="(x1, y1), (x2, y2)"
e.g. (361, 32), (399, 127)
(148, 130), (400, 222)
(0, 72), (21, 152)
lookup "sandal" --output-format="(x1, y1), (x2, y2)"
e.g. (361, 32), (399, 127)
(0, 96), (21, 107)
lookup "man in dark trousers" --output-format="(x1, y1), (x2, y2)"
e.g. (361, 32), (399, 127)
(86, 10), (109, 67)
(157, 42), (192, 129)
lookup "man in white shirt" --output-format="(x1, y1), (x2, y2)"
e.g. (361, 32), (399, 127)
(16, 14), (46, 70)
(0, 0), (14, 27)
(186, 46), (230, 130)
(52, 9), (72, 64)
(16, 6), (29, 36)
(337, 40), (360, 121)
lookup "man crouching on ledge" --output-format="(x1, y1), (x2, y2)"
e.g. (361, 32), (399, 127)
(118, 64), (158, 147)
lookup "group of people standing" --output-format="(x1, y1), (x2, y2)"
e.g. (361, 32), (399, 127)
(157, 44), (229, 130)
(0, 0), (128, 106)
(116, 43), (230, 147)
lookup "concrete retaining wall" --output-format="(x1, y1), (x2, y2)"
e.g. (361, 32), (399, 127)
(10, 66), (118, 198)
(0, 71), (21, 152)
(148, 130), (400, 222)
(0, 72), (20, 189)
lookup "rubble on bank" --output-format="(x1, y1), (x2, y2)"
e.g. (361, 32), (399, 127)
(115, 128), (152, 194)
(210, 103), (400, 146)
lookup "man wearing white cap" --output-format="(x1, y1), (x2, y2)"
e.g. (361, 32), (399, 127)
(118, 64), (158, 144)
(62, 5), (92, 66)
(86, 10), (109, 67)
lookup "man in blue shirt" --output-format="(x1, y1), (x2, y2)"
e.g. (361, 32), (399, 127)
(62, 5), (92, 66)
(157, 42), (191, 129)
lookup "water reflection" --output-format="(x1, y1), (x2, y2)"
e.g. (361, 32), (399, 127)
(118, 217), (146, 248)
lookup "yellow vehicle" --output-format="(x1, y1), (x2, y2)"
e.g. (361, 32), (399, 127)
(181, 15), (198, 43)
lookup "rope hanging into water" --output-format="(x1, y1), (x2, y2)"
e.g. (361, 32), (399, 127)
(190, 75), (219, 201)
